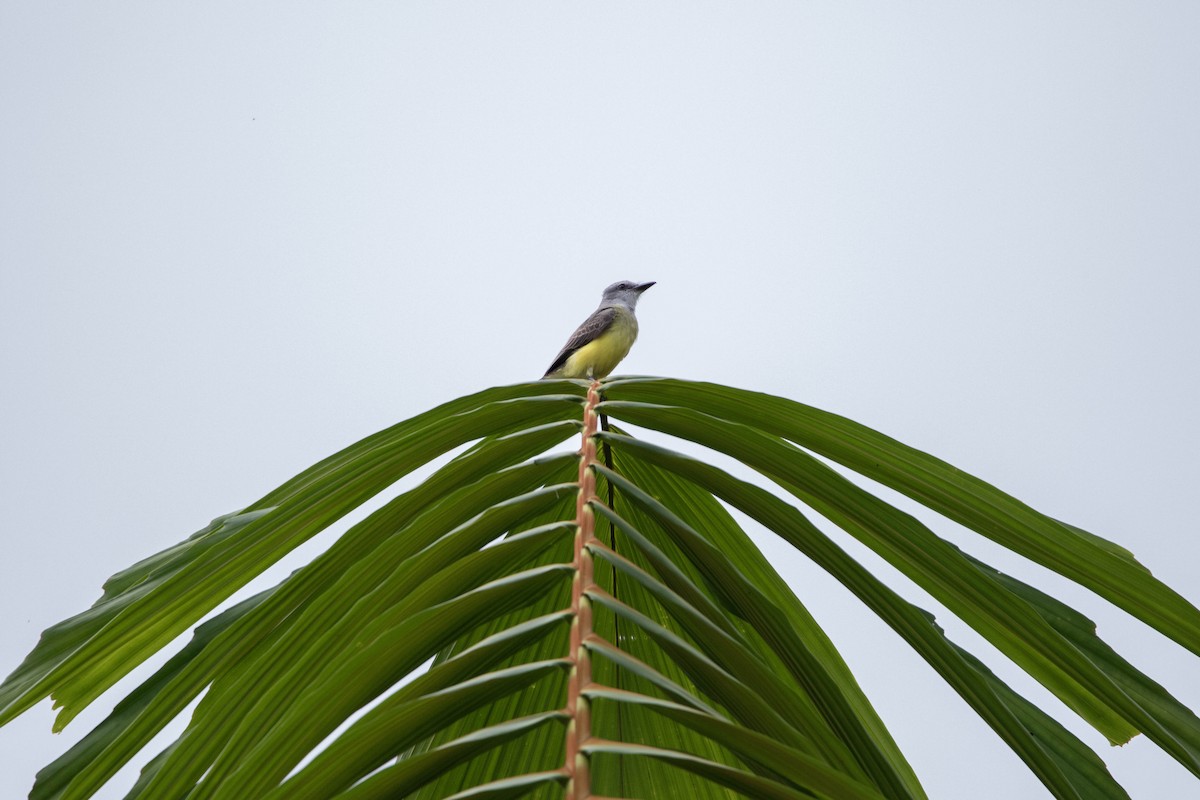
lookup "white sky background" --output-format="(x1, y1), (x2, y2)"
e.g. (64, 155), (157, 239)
(2, 3), (1198, 798)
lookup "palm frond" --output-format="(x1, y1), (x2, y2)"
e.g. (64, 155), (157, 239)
(4, 377), (1197, 799)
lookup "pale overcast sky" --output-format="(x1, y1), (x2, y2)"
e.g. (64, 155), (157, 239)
(2, 3), (1198, 798)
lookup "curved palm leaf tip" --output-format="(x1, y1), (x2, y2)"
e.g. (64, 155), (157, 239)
(2, 377), (1199, 794)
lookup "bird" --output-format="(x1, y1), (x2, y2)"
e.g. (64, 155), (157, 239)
(543, 280), (655, 380)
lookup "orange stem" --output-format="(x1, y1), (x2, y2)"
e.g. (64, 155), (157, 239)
(564, 380), (602, 799)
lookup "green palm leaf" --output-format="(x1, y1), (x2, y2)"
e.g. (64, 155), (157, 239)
(3, 377), (1197, 799)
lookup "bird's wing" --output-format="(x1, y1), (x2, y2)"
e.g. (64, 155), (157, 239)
(543, 306), (617, 377)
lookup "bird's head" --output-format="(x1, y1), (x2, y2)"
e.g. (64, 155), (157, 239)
(601, 280), (656, 309)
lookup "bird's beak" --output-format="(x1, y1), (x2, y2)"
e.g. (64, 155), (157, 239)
(635, 281), (656, 293)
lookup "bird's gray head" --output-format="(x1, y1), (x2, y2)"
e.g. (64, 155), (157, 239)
(600, 280), (656, 310)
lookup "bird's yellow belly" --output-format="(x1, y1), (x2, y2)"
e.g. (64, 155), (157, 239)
(561, 313), (638, 379)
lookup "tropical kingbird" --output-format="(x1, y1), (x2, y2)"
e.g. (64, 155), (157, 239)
(543, 280), (655, 379)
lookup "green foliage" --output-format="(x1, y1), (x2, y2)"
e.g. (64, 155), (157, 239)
(3, 377), (1198, 799)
